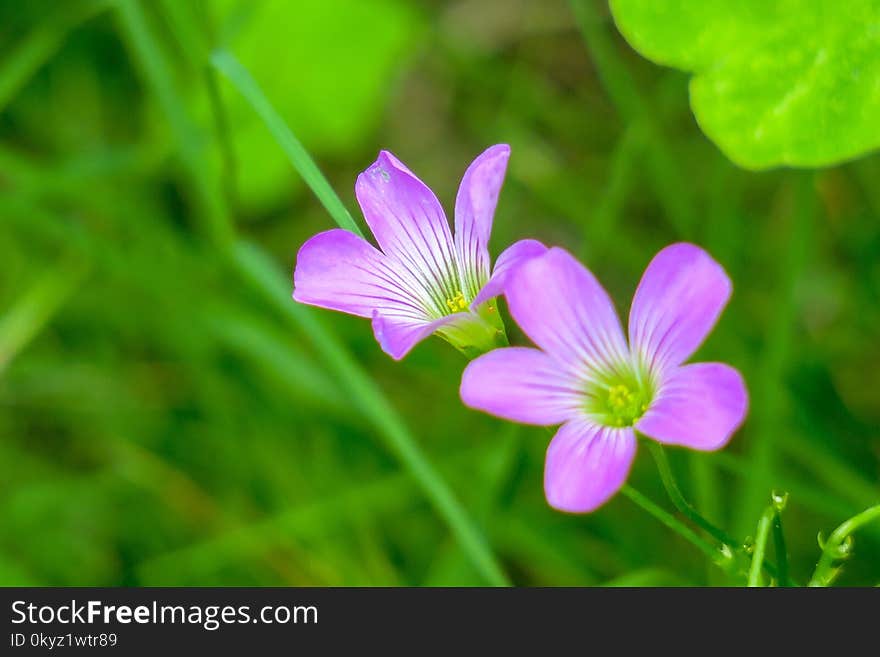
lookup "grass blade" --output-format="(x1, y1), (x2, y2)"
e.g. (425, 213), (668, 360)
(117, 0), (505, 584)
(232, 243), (510, 585)
(210, 49), (364, 238)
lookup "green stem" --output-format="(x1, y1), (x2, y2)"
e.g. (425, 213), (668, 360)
(620, 485), (733, 572)
(747, 507), (774, 587)
(772, 511), (790, 586)
(647, 442), (738, 548)
(809, 504), (880, 587)
(646, 442), (796, 584)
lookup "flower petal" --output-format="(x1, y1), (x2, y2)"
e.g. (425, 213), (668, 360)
(371, 311), (457, 361)
(635, 362), (748, 451)
(460, 347), (583, 425)
(293, 229), (429, 319)
(355, 151), (459, 316)
(505, 247), (629, 376)
(544, 420), (636, 513)
(454, 144), (510, 299)
(471, 239), (547, 308)
(628, 243), (732, 373)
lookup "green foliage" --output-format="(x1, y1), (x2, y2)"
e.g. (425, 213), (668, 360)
(609, 0), (880, 169)
(0, 0), (878, 586)
(210, 0), (421, 209)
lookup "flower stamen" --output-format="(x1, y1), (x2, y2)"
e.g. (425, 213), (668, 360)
(445, 291), (468, 313)
(587, 374), (652, 428)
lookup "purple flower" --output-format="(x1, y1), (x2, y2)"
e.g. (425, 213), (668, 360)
(293, 145), (546, 359)
(460, 244), (748, 513)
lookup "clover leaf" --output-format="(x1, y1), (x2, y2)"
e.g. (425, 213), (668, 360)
(609, 0), (880, 169)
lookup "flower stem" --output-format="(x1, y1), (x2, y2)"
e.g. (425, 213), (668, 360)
(644, 441), (799, 584)
(808, 504), (880, 587)
(646, 441), (738, 548)
(772, 509), (790, 586)
(747, 506), (775, 586)
(620, 485), (733, 572)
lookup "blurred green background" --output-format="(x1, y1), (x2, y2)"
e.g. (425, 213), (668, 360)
(1, 0), (878, 586)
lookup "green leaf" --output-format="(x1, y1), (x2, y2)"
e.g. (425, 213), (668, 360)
(609, 0), (880, 169)
(212, 0), (421, 208)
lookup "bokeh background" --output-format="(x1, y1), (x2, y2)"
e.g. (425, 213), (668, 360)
(1, 0), (878, 586)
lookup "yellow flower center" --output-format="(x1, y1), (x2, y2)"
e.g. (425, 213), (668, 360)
(445, 291), (468, 313)
(585, 375), (653, 429)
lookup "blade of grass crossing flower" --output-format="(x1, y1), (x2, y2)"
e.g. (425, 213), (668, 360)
(116, 2), (508, 586)
(210, 49), (364, 238)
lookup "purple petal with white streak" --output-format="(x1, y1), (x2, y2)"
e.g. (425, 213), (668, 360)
(471, 239), (547, 308)
(460, 347), (583, 425)
(636, 362), (748, 451)
(293, 229), (428, 319)
(371, 311), (458, 361)
(454, 144), (510, 298)
(506, 247), (629, 376)
(544, 419), (636, 513)
(628, 243), (732, 373)
(355, 151), (459, 316)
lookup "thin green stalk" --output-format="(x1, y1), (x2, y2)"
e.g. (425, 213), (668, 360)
(691, 454), (723, 584)
(809, 504), (880, 587)
(772, 512), (790, 587)
(747, 507), (774, 587)
(620, 485), (731, 571)
(210, 49), (363, 237)
(647, 442), (738, 548)
(647, 443), (795, 584)
(540, 428), (732, 575)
